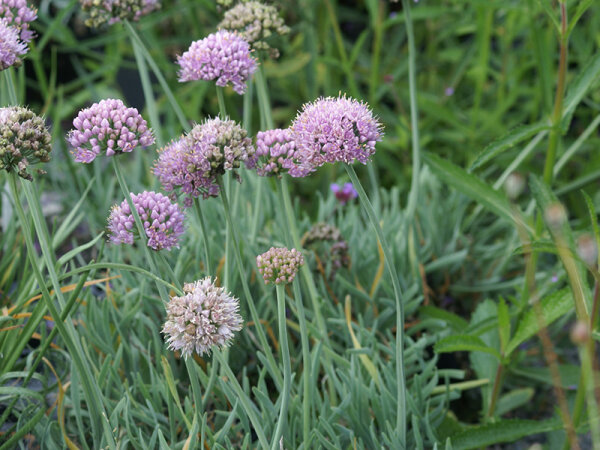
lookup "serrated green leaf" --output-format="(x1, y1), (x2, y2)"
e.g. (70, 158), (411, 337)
(562, 53), (600, 129)
(450, 419), (561, 449)
(505, 288), (573, 355)
(498, 298), (510, 354)
(420, 305), (469, 331)
(423, 153), (532, 233)
(495, 388), (534, 416)
(434, 335), (501, 360)
(470, 122), (548, 171)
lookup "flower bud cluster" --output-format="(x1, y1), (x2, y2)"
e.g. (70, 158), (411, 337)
(79, 0), (160, 28)
(255, 128), (311, 178)
(256, 247), (304, 285)
(302, 223), (351, 280)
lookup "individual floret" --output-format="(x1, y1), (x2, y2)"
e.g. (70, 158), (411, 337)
(68, 98), (154, 163)
(177, 30), (257, 94)
(256, 247), (304, 285)
(162, 277), (243, 358)
(107, 191), (185, 250)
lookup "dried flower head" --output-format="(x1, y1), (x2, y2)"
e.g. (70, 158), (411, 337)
(218, 1), (289, 57)
(256, 247), (304, 285)
(68, 98), (154, 163)
(162, 277), (243, 358)
(330, 182), (358, 204)
(79, 0), (160, 28)
(177, 30), (257, 94)
(0, 106), (51, 180)
(0, 0), (37, 42)
(0, 19), (27, 70)
(107, 191), (185, 250)
(255, 128), (311, 178)
(291, 95), (383, 171)
(302, 223), (350, 280)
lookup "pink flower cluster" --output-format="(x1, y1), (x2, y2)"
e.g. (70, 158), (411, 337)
(107, 191), (185, 251)
(67, 98), (155, 163)
(255, 128), (311, 178)
(256, 247), (304, 285)
(154, 117), (255, 206)
(0, 0), (37, 42)
(0, 19), (26, 70)
(162, 277), (243, 358)
(290, 95), (383, 169)
(177, 30), (257, 94)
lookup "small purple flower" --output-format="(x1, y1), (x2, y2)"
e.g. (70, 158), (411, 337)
(330, 182), (358, 204)
(256, 247), (304, 285)
(68, 98), (155, 163)
(255, 128), (312, 178)
(162, 277), (243, 358)
(444, 87), (454, 97)
(154, 118), (254, 205)
(177, 30), (257, 95)
(0, 0), (37, 42)
(107, 191), (185, 250)
(0, 19), (27, 70)
(291, 95), (383, 171)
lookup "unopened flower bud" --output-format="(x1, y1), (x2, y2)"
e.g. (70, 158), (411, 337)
(570, 320), (590, 345)
(504, 172), (525, 200)
(544, 203), (567, 230)
(577, 234), (598, 267)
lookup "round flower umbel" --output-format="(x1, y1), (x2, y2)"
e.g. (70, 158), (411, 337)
(68, 99), (154, 163)
(255, 128), (312, 178)
(0, 19), (27, 70)
(0, 0), (37, 42)
(330, 182), (358, 204)
(107, 191), (185, 250)
(162, 277), (243, 358)
(291, 95), (383, 170)
(218, 1), (290, 57)
(177, 30), (257, 94)
(257, 247), (304, 285)
(79, 0), (160, 28)
(0, 106), (51, 180)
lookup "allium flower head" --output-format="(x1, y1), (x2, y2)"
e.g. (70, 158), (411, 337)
(79, 0), (160, 28)
(291, 95), (383, 170)
(68, 98), (154, 163)
(162, 277), (243, 358)
(256, 247), (304, 285)
(218, 1), (289, 57)
(0, 0), (37, 42)
(0, 106), (51, 180)
(177, 30), (257, 94)
(255, 128), (311, 178)
(330, 182), (358, 204)
(302, 223), (350, 280)
(107, 191), (185, 250)
(0, 19), (26, 70)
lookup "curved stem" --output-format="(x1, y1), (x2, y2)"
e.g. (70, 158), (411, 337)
(218, 177), (283, 388)
(345, 164), (406, 445)
(271, 284), (292, 449)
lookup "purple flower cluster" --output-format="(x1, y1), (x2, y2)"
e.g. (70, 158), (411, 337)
(107, 191), (185, 251)
(330, 182), (358, 204)
(0, 19), (26, 70)
(177, 30), (257, 94)
(256, 247), (304, 285)
(79, 0), (160, 28)
(68, 98), (154, 163)
(0, 0), (36, 42)
(154, 118), (254, 205)
(162, 277), (243, 358)
(291, 95), (383, 169)
(255, 128), (311, 178)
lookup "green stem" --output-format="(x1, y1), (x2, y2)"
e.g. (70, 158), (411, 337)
(194, 197), (212, 275)
(214, 350), (269, 448)
(486, 361), (504, 419)
(218, 177), (283, 388)
(3, 70), (17, 104)
(216, 86), (227, 119)
(123, 20), (189, 132)
(345, 164), (406, 444)
(10, 174), (116, 448)
(271, 284), (292, 450)
(254, 68), (274, 129)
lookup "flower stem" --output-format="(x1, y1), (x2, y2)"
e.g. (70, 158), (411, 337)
(271, 284), (292, 450)
(216, 86), (227, 119)
(217, 177), (283, 388)
(344, 164), (406, 445)
(10, 174), (116, 448)
(194, 197), (212, 275)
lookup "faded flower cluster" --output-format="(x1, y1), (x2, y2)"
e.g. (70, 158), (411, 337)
(79, 0), (160, 28)
(68, 98), (154, 163)
(0, 106), (51, 180)
(257, 247), (304, 285)
(107, 190), (185, 250)
(162, 277), (243, 358)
